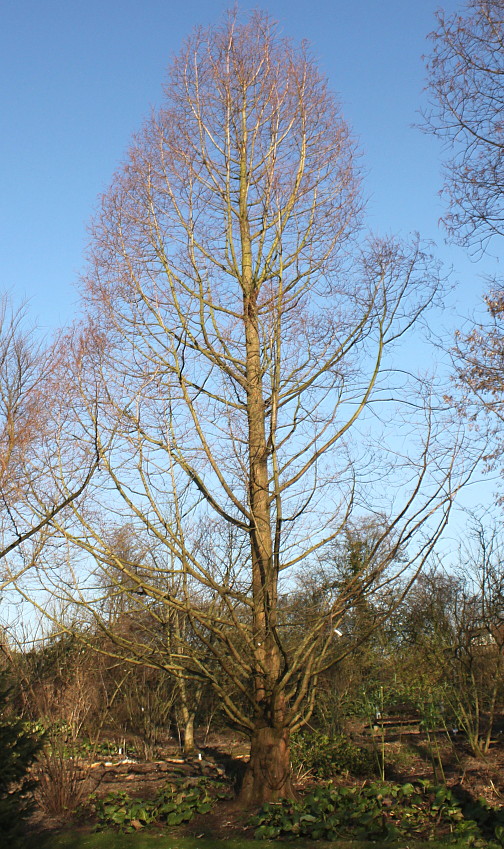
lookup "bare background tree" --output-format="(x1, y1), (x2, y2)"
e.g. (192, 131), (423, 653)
(18, 10), (470, 806)
(0, 300), (97, 601)
(423, 0), (504, 252)
(392, 517), (504, 758)
(423, 0), (504, 485)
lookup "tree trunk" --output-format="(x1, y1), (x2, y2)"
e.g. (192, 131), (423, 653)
(182, 710), (196, 754)
(239, 724), (294, 806)
(238, 111), (291, 806)
(178, 700), (197, 754)
(176, 675), (198, 754)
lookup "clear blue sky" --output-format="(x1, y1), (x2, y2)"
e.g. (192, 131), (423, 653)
(1, 0), (496, 333)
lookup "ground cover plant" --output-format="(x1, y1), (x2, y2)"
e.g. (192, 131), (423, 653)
(12, 704), (504, 847)
(8, 587), (504, 846)
(251, 780), (504, 844)
(90, 776), (231, 833)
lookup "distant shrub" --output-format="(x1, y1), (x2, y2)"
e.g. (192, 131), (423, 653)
(35, 737), (97, 819)
(290, 731), (375, 778)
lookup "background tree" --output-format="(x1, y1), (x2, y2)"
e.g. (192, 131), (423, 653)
(451, 288), (504, 484)
(282, 520), (405, 736)
(27, 10), (468, 806)
(423, 0), (504, 483)
(423, 0), (504, 252)
(394, 522), (504, 757)
(0, 300), (51, 577)
(0, 299), (97, 593)
(426, 0), (504, 476)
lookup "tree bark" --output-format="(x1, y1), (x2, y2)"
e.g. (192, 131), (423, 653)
(236, 104), (292, 804)
(181, 709), (196, 754)
(239, 724), (294, 806)
(176, 675), (198, 754)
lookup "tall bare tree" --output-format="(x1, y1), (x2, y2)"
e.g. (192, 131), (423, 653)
(28, 11), (468, 804)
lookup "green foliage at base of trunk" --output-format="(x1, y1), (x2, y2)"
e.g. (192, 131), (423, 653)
(90, 776), (231, 832)
(251, 780), (504, 844)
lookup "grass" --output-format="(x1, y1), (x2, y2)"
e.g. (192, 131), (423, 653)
(23, 831), (488, 849)
(27, 834), (247, 849)
(28, 835), (274, 849)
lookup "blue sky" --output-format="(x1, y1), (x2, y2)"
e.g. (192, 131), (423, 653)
(1, 0), (497, 333)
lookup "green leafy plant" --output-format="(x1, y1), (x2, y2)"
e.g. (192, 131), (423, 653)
(290, 731), (375, 779)
(74, 738), (118, 759)
(250, 779), (504, 843)
(90, 776), (228, 832)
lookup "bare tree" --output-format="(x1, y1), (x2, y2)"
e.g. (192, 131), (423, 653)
(26, 11), (469, 805)
(396, 520), (504, 757)
(0, 301), (97, 596)
(423, 1), (504, 485)
(423, 0), (504, 252)
(449, 285), (504, 483)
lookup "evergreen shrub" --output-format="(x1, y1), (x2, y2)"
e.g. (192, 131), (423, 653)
(0, 672), (43, 846)
(290, 731), (375, 778)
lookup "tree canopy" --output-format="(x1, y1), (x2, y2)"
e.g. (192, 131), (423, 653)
(10, 9), (468, 806)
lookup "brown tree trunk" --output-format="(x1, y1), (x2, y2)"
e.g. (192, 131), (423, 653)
(181, 710), (196, 754)
(176, 674), (198, 754)
(238, 109), (291, 806)
(239, 724), (294, 806)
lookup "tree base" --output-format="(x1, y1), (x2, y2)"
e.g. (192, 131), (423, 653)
(239, 725), (294, 806)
